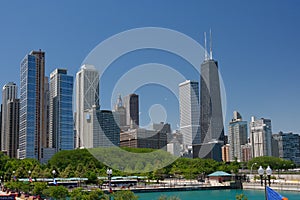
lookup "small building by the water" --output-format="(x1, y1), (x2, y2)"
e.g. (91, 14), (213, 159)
(208, 171), (232, 182)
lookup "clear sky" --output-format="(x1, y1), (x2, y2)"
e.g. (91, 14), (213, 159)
(0, 0), (299, 134)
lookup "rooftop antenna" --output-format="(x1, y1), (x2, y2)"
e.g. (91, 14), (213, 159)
(210, 28), (213, 60)
(204, 32), (207, 61)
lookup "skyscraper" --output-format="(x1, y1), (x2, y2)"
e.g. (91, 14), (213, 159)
(272, 132), (300, 165)
(75, 64), (100, 148)
(6, 99), (19, 158)
(124, 94), (139, 129)
(199, 32), (224, 161)
(250, 117), (272, 158)
(19, 50), (46, 160)
(228, 111), (248, 162)
(179, 80), (200, 152)
(113, 94), (126, 130)
(1, 82), (18, 153)
(49, 69), (74, 151)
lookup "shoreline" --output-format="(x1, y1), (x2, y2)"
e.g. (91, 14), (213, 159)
(242, 182), (300, 192)
(102, 181), (300, 194)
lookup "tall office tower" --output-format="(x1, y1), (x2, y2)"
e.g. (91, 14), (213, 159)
(113, 95), (126, 130)
(83, 107), (120, 148)
(49, 69), (74, 151)
(199, 32), (224, 161)
(1, 82), (18, 152)
(272, 132), (300, 165)
(44, 77), (50, 148)
(179, 80), (200, 152)
(75, 64), (100, 148)
(228, 111), (248, 162)
(249, 117), (272, 158)
(6, 99), (20, 158)
(124, 93), (139, 129)
(19, 50), (46, 160)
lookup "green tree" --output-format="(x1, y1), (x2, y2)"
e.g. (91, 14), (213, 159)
(112, 190), (138, 200)
(43, 186), (69, 200)
(32, 182), (47, 196)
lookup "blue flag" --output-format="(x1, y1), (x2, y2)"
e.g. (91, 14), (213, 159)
(266, 186), (288, 200)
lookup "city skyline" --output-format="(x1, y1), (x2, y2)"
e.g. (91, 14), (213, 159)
(0, 1), (300, 134)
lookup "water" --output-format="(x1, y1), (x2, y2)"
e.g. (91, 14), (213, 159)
(136, 189), (300, 200)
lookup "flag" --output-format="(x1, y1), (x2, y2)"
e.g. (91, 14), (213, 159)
(266, 186), (288, 200)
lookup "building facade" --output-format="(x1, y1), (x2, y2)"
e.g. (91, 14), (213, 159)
(250, 117), (272, 158)
(179, 80), (200, 153)
(1, 82), (18, 153)
(49, 69), (74, 152)
(113, 95), (127, 130)
(75, 64), (100, 148)
(272, 132), (300, 165)
(19, 50), (46, 160)
(83, 107), (120, 148)
(200, 56), (224, 161)
(228, 111), (248, 162)
(123, 94), (139, 129)
(120, 128), (167, 150)
(241, 144), (252, 162)
(6, 99), (19, 158)
(221, 144), (230, 162)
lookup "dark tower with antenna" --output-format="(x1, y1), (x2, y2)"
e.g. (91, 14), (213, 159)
(196, 30), (224, 161)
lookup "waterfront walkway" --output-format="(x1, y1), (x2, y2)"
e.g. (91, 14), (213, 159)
(243, 182), (300, 192)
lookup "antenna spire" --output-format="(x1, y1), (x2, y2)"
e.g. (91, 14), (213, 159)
(210, 28), (213, 60)
(204, 32), (207, 61)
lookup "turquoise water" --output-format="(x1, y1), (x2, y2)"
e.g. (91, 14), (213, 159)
(137, 189), (300, 200)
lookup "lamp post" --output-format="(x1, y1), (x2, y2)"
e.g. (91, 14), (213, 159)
(28, 170), (32, 181)
(28, 170), (32, 194)
(107, 169), (112, 200)
(258, 166), (272, 200)
(250, 162), (257, 182)
(12, 171), (15, 181)
(52, 170), (56, 185)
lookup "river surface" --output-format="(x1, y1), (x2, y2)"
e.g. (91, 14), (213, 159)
(136, 189), (300, 200)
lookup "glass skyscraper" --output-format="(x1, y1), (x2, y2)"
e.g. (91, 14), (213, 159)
(49, 69), (74, 151)
(19, 50), (46, 159)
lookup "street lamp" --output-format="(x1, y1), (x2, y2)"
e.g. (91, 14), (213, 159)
(28, 170), (32, 194)
(250, 162), (257, 181)
(106, 168), (113, 197)
(28, 170), (32, 181)
(52, 170), (56, 185)
(12, 171), (15, 181)
(258, 166), (272, 200)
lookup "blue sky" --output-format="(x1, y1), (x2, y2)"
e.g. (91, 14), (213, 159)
(0, 0), (299, 134)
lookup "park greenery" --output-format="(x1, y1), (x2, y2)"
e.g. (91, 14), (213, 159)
(0, 147), (296, 199)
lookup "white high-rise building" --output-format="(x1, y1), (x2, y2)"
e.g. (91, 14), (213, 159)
(228, 111), (248, 162)
(250, 116), (272, 158)
(75, 64), (100, 148)
(1, 82), (18, 152)
(179, 80), (200, 151)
